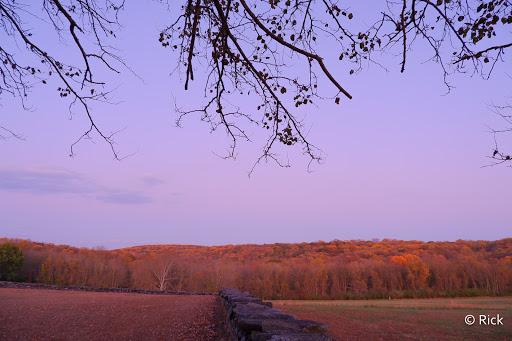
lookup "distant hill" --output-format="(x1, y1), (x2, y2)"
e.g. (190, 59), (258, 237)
(2, 237), (512, 299)
(119, 238), (512, 262)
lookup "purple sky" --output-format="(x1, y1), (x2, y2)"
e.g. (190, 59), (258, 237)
(1, 2), (511, 249)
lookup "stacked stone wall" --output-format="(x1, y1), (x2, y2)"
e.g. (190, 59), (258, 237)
(219, 288), (335, 341)
(0, 281), (214, 295)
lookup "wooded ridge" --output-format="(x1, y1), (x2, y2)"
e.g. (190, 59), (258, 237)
(2, 237), (511, 300)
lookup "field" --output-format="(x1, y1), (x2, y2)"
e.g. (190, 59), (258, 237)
(2, 287), (511, 341)
(272, 297), (512, 340)
(0, 288), (225, 341)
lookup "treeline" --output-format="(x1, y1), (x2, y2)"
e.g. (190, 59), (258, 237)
(1, 238), (511, 299)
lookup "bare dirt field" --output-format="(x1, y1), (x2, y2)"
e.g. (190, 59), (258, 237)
(272, 297), (512, 341)
(0, 288), (226, 341)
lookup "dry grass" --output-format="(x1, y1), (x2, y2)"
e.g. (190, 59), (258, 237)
(272, 297), (512, 341)
(272, 296), (512, 310)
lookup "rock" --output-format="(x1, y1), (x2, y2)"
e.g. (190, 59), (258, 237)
(261, 320), (304, 333)
(234, 303), (296, 321)
(293, 320), (329, 333)
(237, 318), (264, 333)
(219, 288), (334, 341)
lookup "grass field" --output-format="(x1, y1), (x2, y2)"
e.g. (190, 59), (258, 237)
(271, 297), (512, 340)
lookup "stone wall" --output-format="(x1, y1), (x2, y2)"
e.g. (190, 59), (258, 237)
(219, 288), (335, 341)
(0, 281), (214, 295)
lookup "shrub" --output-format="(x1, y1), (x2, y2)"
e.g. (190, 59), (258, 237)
(0, 243), (24, 281)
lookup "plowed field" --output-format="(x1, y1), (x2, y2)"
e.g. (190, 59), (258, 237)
(0, 288), (226, 341)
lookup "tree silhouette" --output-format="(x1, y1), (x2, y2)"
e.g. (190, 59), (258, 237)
(1, 0), (511, 166)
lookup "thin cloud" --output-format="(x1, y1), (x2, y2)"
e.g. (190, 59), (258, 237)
(139, 174), (166, 186)
(95, 190), (152, 204)
(0, 166), (152, 205)
(0, 167), (91, 194)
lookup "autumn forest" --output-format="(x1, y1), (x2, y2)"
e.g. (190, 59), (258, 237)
(2, 238), (511, 300)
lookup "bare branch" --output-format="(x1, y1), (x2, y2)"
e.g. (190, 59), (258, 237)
(238, 0), (352, 99)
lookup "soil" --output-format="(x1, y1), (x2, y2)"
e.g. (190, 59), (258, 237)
(0, 287), (228, 341)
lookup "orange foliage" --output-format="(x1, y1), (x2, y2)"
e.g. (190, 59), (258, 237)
(2, 237), (512, 299)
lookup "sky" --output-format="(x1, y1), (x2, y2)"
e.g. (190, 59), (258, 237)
(1, 1), (511, 249)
